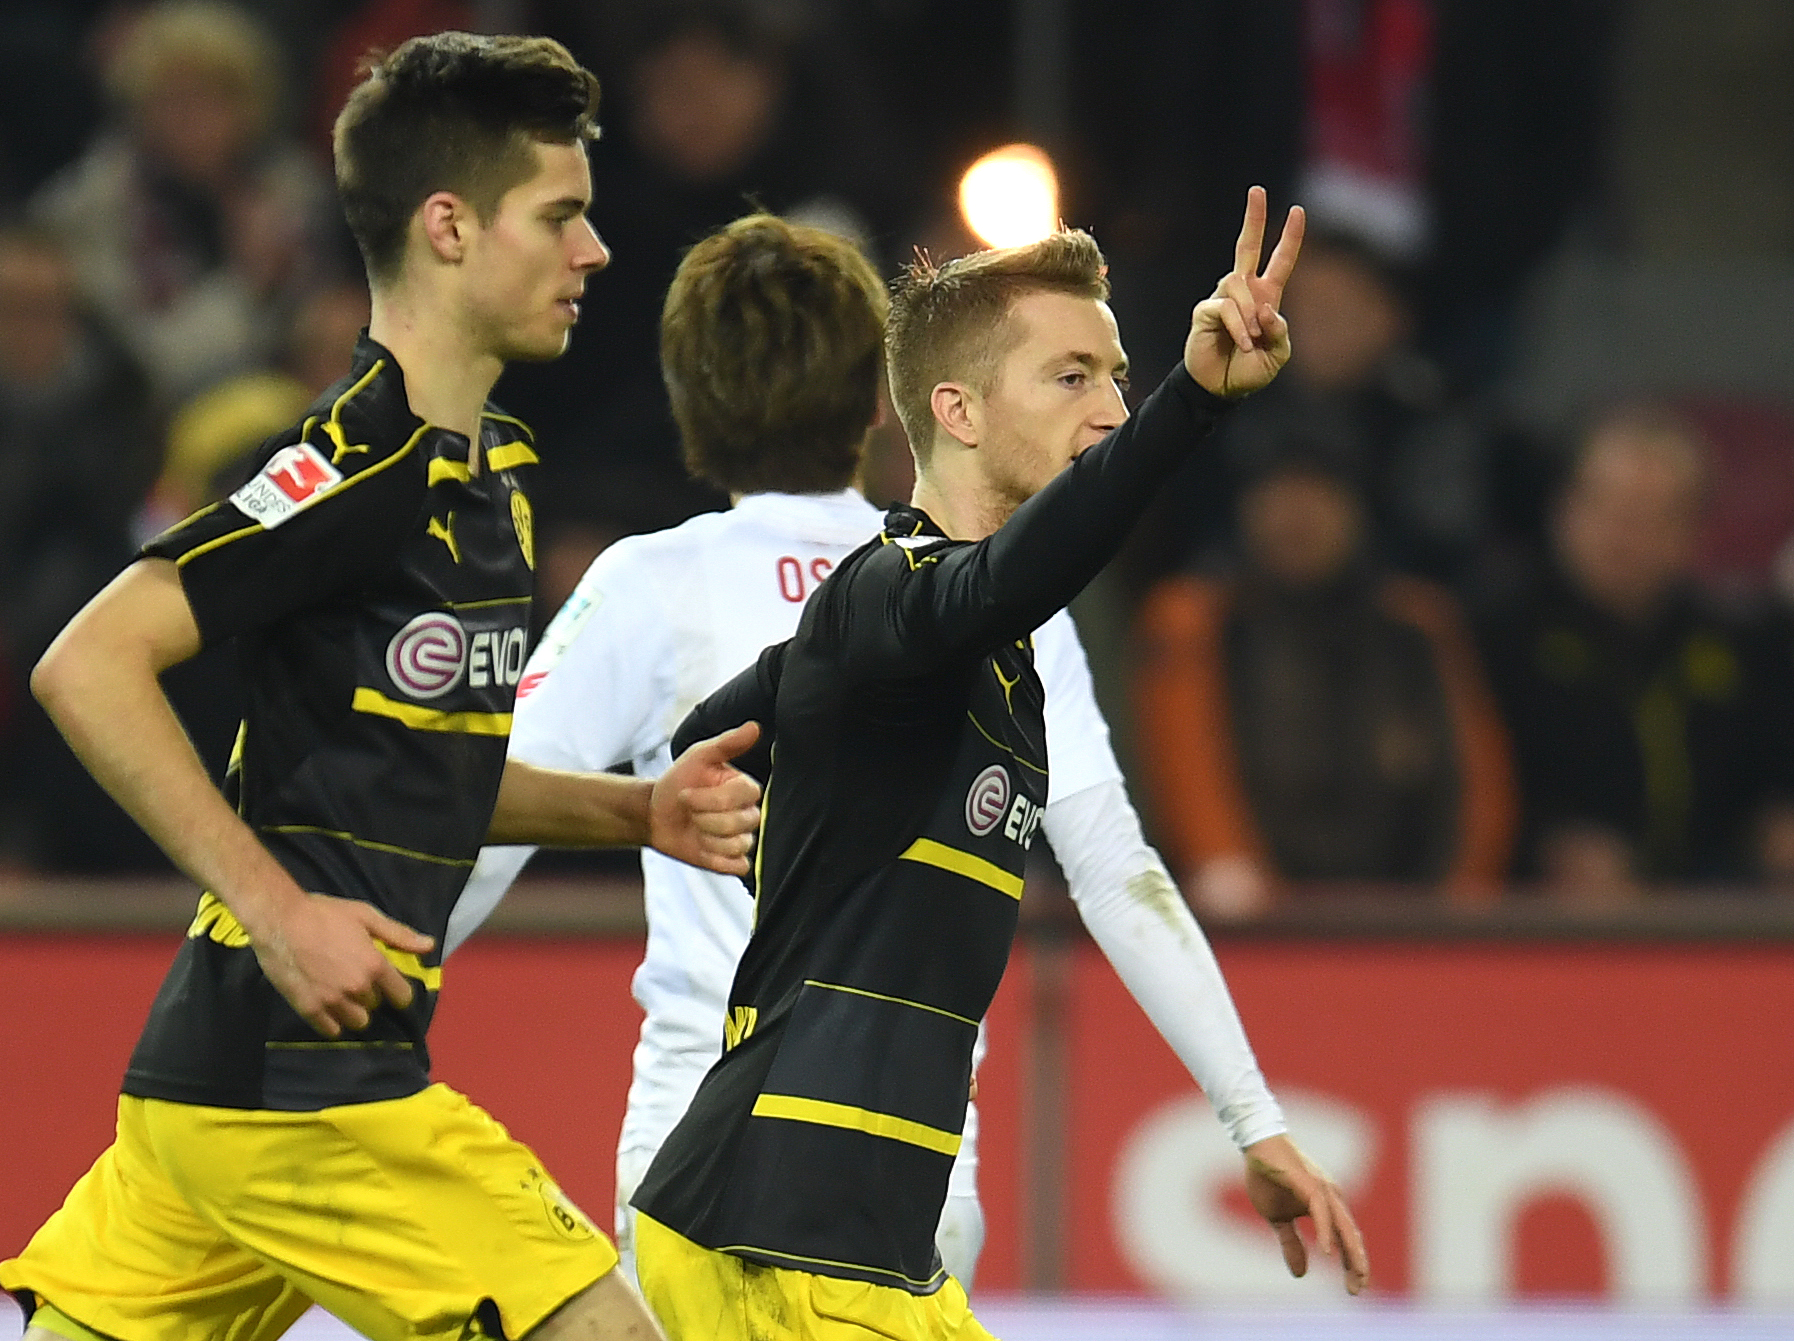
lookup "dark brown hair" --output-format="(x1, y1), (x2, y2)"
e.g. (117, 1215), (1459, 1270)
(662, 213), (888, 495)
(885, 229), (1110, 456)
(333, 33), (600, 285)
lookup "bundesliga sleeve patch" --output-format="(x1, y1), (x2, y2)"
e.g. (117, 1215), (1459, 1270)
(229, 441), (345, 529)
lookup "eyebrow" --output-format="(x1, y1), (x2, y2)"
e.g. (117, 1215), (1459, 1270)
(1057, 350), (1130, 377)
(543, 195), (591, 215)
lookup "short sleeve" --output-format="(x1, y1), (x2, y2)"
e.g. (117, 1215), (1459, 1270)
(143, 423), (426, 646)
(508, 539), (677, 774)
(1036, 609), (1124, 805)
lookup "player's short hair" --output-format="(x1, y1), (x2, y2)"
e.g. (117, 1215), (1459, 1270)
(333, 33), (600, 286)
(885, 230), (1111, 458)
(662, 213), (888, 496)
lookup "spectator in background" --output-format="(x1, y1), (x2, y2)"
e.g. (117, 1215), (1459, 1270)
(30, 0), (338, 403)
(0, 222), (164, 869)
(1130, 228), (1495, 597)
(1133, 434), (1515, 920)
(1480, 407), (1794, 898)
(140, 279), (369, 533)
(499, 4), (895, 612)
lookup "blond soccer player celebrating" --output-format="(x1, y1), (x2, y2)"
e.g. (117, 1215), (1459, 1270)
(454, 210), (1346, 1297)
(627, 191), (1370, 1340)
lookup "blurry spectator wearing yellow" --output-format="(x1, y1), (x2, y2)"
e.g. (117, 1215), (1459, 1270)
(1134, 430), (1516, 919)
(140, 280), (369, 535)
(1479, 408), (1794, 900)
(29, 1), (337, 402)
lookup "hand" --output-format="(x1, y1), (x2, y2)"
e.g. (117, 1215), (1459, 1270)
(652, 721), (764, 876)
(253, 892), (435, 1039)
(1184, 186), (1305, 398)
(1243, 1133), (1370, 1295)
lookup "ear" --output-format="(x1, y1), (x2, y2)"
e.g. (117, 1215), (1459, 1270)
(929, 381), (980, 450)
(418, 190), (473, 265)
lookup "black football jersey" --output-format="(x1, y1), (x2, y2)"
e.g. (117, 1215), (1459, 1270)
(633, 365), (1231, 1291)
(125, 335), (537, 1110)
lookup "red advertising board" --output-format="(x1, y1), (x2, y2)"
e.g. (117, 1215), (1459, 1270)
(3, 932), (1791, 1306)
(1064, 939), (1794, 1304)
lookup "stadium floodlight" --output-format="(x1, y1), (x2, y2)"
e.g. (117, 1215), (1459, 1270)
(959, 143), (1058, 249)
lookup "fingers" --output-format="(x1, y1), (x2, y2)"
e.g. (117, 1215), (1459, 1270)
(1219, 272), (1262, 340)
(360, 905), (435, 956)
(683, 770), (763, 817)
(1274, 1221), (1308, 1278)
(696, 720), (761, 765)
(1193, 296), (1256, 356)
(1233, 184), (1268, 278)
(372, 957), (416, 1011)
(1328, 1188), (1372, 1294)
(1261, 204), (1307, 299)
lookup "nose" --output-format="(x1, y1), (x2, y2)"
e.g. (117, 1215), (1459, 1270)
(575, 219), (610, 273)
(1094, 377), (1129, 432)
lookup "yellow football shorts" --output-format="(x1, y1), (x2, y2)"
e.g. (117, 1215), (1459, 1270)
(634, 1211), (997, 1341)
(0, 1084), (618, 1341)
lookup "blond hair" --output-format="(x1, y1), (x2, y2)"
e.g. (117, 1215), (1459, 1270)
(885, 230), (1110, 457)
(108, 2), (282, 139)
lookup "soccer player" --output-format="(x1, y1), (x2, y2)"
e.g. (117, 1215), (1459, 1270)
(452, 212), (1302, 1293)
(630, 191), (1372, 1340)
(0, 34), (760, 1341)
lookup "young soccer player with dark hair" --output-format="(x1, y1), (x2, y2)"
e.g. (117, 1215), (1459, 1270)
(629, 190), (1371, 1339)
(1, 33), (760, 1341)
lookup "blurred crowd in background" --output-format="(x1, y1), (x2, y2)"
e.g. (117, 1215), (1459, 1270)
(2, 0), (1792, 912)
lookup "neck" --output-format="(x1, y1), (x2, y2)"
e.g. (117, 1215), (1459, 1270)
(909, 452), (1014, 542)
(367, 286), (502, 450)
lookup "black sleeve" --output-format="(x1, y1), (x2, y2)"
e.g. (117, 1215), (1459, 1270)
(141, 422), (427, 646)
(819, 364), (1231, 679)
(671, 639), (787, 785)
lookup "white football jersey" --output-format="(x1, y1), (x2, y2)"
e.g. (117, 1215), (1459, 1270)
(449, 489), (1122, 1185)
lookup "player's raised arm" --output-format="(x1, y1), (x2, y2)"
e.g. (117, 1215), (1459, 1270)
(832, 190), (1304, 677)
(32, 560), (432, 1039)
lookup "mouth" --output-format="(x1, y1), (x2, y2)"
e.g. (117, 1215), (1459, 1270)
(555, 297), (581, 321)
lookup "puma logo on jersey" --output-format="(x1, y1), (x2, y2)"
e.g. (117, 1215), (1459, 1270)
(427, 512), (460, 563)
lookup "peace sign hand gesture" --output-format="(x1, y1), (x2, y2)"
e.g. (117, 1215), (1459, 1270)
(1184, 186), (1306, 399)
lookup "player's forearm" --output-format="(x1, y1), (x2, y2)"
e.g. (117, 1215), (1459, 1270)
(33, 565), (308, 939)
(933, 368), (1232, 655)
(486, 758), (652, 846)
(1045, 782), (1286, 1149)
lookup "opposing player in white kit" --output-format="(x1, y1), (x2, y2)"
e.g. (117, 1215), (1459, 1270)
(450, 214), (1307, 1289)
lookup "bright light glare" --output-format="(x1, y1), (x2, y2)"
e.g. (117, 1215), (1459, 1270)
(959, 144), (1059, 249)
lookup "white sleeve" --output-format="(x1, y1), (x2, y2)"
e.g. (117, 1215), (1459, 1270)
(448, 541), (678, 959)
(1044, 779), (1287, 1150)
(507, 540), (678, 773)
(1036, 610), (1124, 804)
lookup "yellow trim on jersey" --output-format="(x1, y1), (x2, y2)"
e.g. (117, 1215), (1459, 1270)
(749, 1094), (962, 1157)
(428, 457), (472, 487)
(350, 688), (512, 736)
(966, 709), (1047, 775)
(447, 595), (532, 610)
(898, 838), (1024, 900)
(319, 360), (385, 463)
(186, 893), (443, 989)
(188, 892), (252, 946)
(175, 524), (262, 567)
(481, 410), (536, 441)
(177, 423), (429, 567)
(802, 979), (978, 1029)
(486, 441), (539, 471)
(261, 824), (475, 868)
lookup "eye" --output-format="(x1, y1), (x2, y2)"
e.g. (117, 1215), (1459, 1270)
(1113, 374), (1132, 393)
(1058, 370), (1087, 389)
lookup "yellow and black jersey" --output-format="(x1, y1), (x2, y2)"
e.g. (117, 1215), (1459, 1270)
(632, 365), (1232, 1292)
(126, 335), (538, 1111)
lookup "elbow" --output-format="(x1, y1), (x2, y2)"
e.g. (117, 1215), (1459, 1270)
(30, 637), (73, 717)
